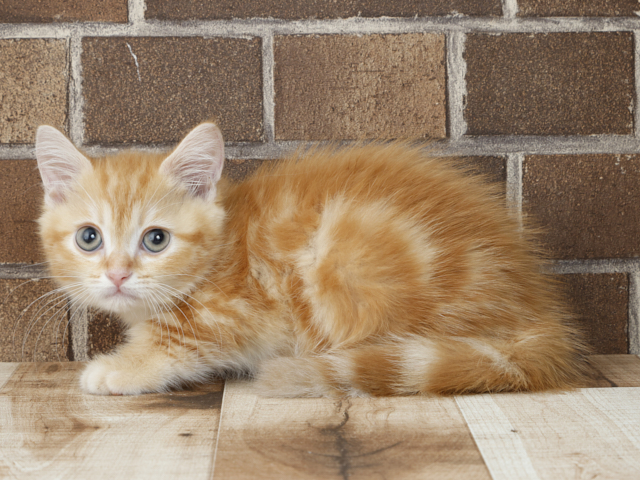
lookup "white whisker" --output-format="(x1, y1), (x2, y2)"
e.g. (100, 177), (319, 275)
(153, 286), (201, 361)
(21, 284), (86, 360)
(34, 299), (72, 362)
(13, 283), (83, 358)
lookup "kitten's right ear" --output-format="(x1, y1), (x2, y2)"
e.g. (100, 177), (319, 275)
(160, 123), (225, 201)
(35, 126), (93, 205)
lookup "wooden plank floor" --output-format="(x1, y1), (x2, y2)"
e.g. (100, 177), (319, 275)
(0, 356), (639, 479)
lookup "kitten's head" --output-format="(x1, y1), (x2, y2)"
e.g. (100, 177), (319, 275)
(36, 123), (226, 321)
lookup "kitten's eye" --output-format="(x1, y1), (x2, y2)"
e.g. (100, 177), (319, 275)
(76, 226), (102, 252)
(143, 229), (170, 253)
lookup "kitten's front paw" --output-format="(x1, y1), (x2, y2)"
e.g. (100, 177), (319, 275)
(81, 358), (117, 395)
(81, 357), (152, 396)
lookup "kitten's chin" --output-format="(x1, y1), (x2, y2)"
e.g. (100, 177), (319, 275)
(94, 292), (144, 317)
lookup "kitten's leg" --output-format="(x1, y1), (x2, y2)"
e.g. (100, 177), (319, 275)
(81, 321), (206, 395)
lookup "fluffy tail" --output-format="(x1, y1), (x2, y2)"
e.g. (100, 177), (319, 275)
(253, 331), (588, 397)
(425, 328), (588, 395)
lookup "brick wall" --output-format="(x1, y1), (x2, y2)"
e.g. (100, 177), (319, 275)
(1, 0), (639, 361)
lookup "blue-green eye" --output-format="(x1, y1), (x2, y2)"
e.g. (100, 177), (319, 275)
(143, 229), (170, 253)
(76, 226), (102, 252)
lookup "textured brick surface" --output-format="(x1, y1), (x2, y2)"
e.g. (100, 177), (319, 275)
(0, 39), (68, 144)
(0, 0), (127, 23)
(0, 160), (44, 264)
(223, 155), (505, 180)
(274, 34), (446, 141)
(146, 0), (501, 20)
(465, 33), (634, 136)
(82, 37), (263, 145)
(562, 274), (628, 355)
(87, 310), (124, 357)
(222, 156), (505, 185)
(0, 279), (71, 362)
(518, 0), (638, 16)
(523, 155), (640, 259)
(459, 156), (506, 191)
(223, 159), (272, 183)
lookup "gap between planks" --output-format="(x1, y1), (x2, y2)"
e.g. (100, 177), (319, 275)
(457, 388), (640, 480)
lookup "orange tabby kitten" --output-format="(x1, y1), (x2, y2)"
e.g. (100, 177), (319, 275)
(35, 123), (586, 396)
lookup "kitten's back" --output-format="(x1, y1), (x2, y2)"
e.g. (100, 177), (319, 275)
(217, 143), (586, 395)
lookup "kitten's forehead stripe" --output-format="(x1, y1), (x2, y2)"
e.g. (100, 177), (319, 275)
(92, 153), (166, 235)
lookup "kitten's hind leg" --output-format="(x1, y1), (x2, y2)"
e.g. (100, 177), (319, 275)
(81, 321), (207, 395)
(254, 344), (419, 398)
(253, 356), (348, 398)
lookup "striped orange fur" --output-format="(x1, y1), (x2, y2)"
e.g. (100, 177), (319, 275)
(36, 123), (587, 396)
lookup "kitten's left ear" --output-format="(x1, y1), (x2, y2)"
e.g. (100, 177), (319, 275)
(35, 126), (93, 205)
(160, 123), (225, 200)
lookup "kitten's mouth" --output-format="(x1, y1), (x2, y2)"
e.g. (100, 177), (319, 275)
(108, 289), (137, 301)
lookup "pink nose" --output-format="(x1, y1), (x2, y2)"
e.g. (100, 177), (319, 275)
(107, 270), (132, 288)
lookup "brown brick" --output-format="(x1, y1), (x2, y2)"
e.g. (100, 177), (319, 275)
(222, 156), (505, 187)
(82, 37), (263, 145)
(561, 274), (628, 354)
(465, 33), (634, 136)
(0, 39), (68, 144)
(87, 310), (124, 357)
(523, 155), (640, 259)
(459, 156), (506, 191)
(223, 159), (273, 183)
(0, 0), (127, 23)
(145, 0), (501, 20)
(0, 160), (44, 264)
(518, 0), (638, 17)
(0, 279), (71, 362)
(275, 34), (446, 141)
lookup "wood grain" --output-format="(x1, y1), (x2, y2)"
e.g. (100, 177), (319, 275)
(0, 363), (224, 480)
(587, 355), (640, 387)
(458, 387), (640, 480)
(1, 356), (639, 479)
(212, 380), (491, 480)
(456, 394), (540, 480)
(0, 363), (18, 389)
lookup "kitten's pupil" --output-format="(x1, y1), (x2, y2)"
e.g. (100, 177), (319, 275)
(83, 228), (97, 243)
(150, 231), (164, 244)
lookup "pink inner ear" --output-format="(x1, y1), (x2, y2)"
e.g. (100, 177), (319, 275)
(161, 123), (225, 199)
(170, 158), (220, 198)
(35, 125), (93, 203)
(40, 157), (83, 189)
